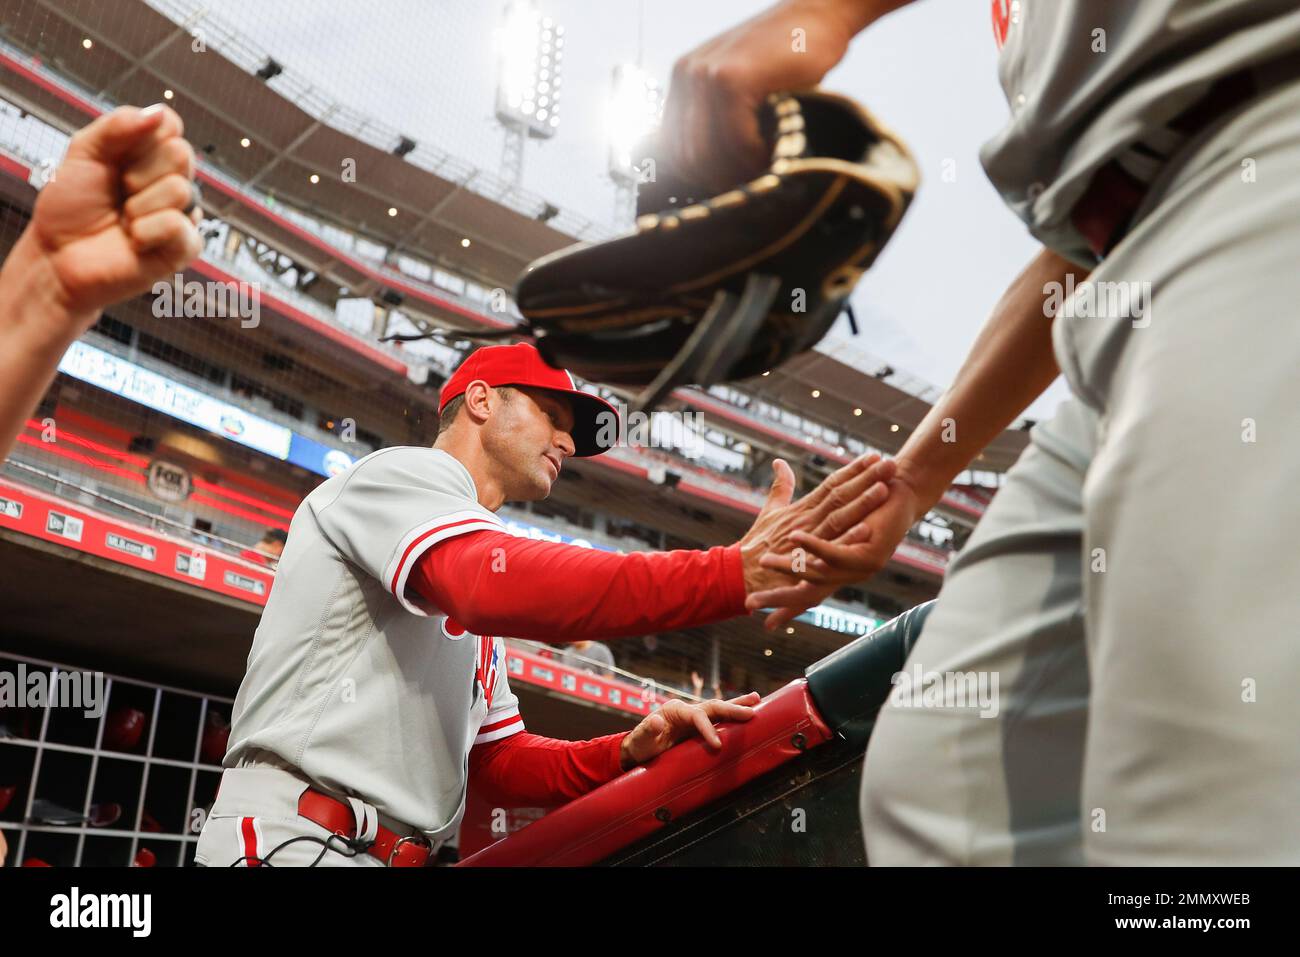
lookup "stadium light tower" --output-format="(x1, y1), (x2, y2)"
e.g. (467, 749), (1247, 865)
(607, 63), (663, 225)
(496, 0), (564, 187)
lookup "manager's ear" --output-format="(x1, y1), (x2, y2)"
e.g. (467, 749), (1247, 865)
(461, 380), (495, 425)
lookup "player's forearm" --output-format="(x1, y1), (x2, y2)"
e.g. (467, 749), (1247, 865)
(773, 0), (914, 35)
(894, 248), (1081, 515)
(0, 232), (96, 459)
(412, 531), (747, 641)
(468, 731), (627, 809)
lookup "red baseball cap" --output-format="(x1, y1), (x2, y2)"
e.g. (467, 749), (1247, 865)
(438, 342), (619, 457)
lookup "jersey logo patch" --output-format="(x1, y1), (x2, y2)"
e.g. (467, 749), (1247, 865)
(476, 636), (500, 711)
(991, 0), (1012, 49)
(440, 617), (500, 708)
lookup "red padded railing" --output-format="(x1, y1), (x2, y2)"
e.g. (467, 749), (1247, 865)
(457, 677), (834, 866)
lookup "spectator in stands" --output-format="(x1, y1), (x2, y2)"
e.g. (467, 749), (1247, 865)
(691, 670), (722, 702)
(557, 640), (616, 678)
(240, 528), (287, 566)
(0, 105), (202, 461)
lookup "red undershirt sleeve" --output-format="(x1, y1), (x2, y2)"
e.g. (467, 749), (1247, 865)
(408, 530), (747, 641)
(468, 731), (627, 809)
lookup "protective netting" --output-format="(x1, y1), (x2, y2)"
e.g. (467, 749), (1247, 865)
(0, 0), (944, 701)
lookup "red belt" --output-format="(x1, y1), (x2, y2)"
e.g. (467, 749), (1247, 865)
(297, 788), (431, 867)
(1070, 68), (1260, 260)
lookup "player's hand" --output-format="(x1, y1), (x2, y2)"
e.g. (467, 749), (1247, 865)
(619, 692), (761, 769)
(25, 104), (203, 330)
(737, 453), (896, 597)
(661, 0), (859, 191)
(747, 473), (923, 629)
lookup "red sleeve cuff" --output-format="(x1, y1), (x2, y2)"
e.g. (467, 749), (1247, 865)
(604, 732), (628, 779)
(720, 544), (747, 617)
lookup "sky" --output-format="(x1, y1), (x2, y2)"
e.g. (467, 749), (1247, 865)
(204, 0), (1067, 420)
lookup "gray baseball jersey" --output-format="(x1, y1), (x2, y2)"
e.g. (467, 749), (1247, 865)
(981, 0), (1300, 263)
(224, 446), (524, 841)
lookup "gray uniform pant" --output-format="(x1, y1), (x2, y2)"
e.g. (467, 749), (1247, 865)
(863, 75), (1300, 865)
(195, 765), (402, 867)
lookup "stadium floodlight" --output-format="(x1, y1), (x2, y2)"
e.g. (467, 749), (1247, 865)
(496, 1), (563, 135)
(608, 63), (662, 183)
(496, 0), (564, 185)
(608, 63), (662, 224)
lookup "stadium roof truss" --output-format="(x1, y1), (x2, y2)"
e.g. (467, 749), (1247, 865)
(3, 0), (606, 293)
(0, 0), (1029, 481)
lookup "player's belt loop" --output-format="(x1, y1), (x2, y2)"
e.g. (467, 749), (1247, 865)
(297, 787), (432, 867)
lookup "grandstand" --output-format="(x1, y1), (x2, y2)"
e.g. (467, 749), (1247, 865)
(0, 0), (1029, 865)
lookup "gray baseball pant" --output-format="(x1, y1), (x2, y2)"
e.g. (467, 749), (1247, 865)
(863, 74), (1300, 865)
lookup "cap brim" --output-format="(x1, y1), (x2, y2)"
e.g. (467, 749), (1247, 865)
(543, 387), (619, 457)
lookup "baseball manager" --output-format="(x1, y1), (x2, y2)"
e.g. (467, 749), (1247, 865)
(195, 341), (894, 866)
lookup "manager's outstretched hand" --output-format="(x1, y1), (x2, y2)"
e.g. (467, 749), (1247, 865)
(0, 103), (203, 459)
(738, 452), (896, 597)
(749, 471), (922, 630)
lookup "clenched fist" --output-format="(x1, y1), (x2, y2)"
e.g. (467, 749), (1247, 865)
(0, 103), (203, 459)
(30, 103), (203, 321)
